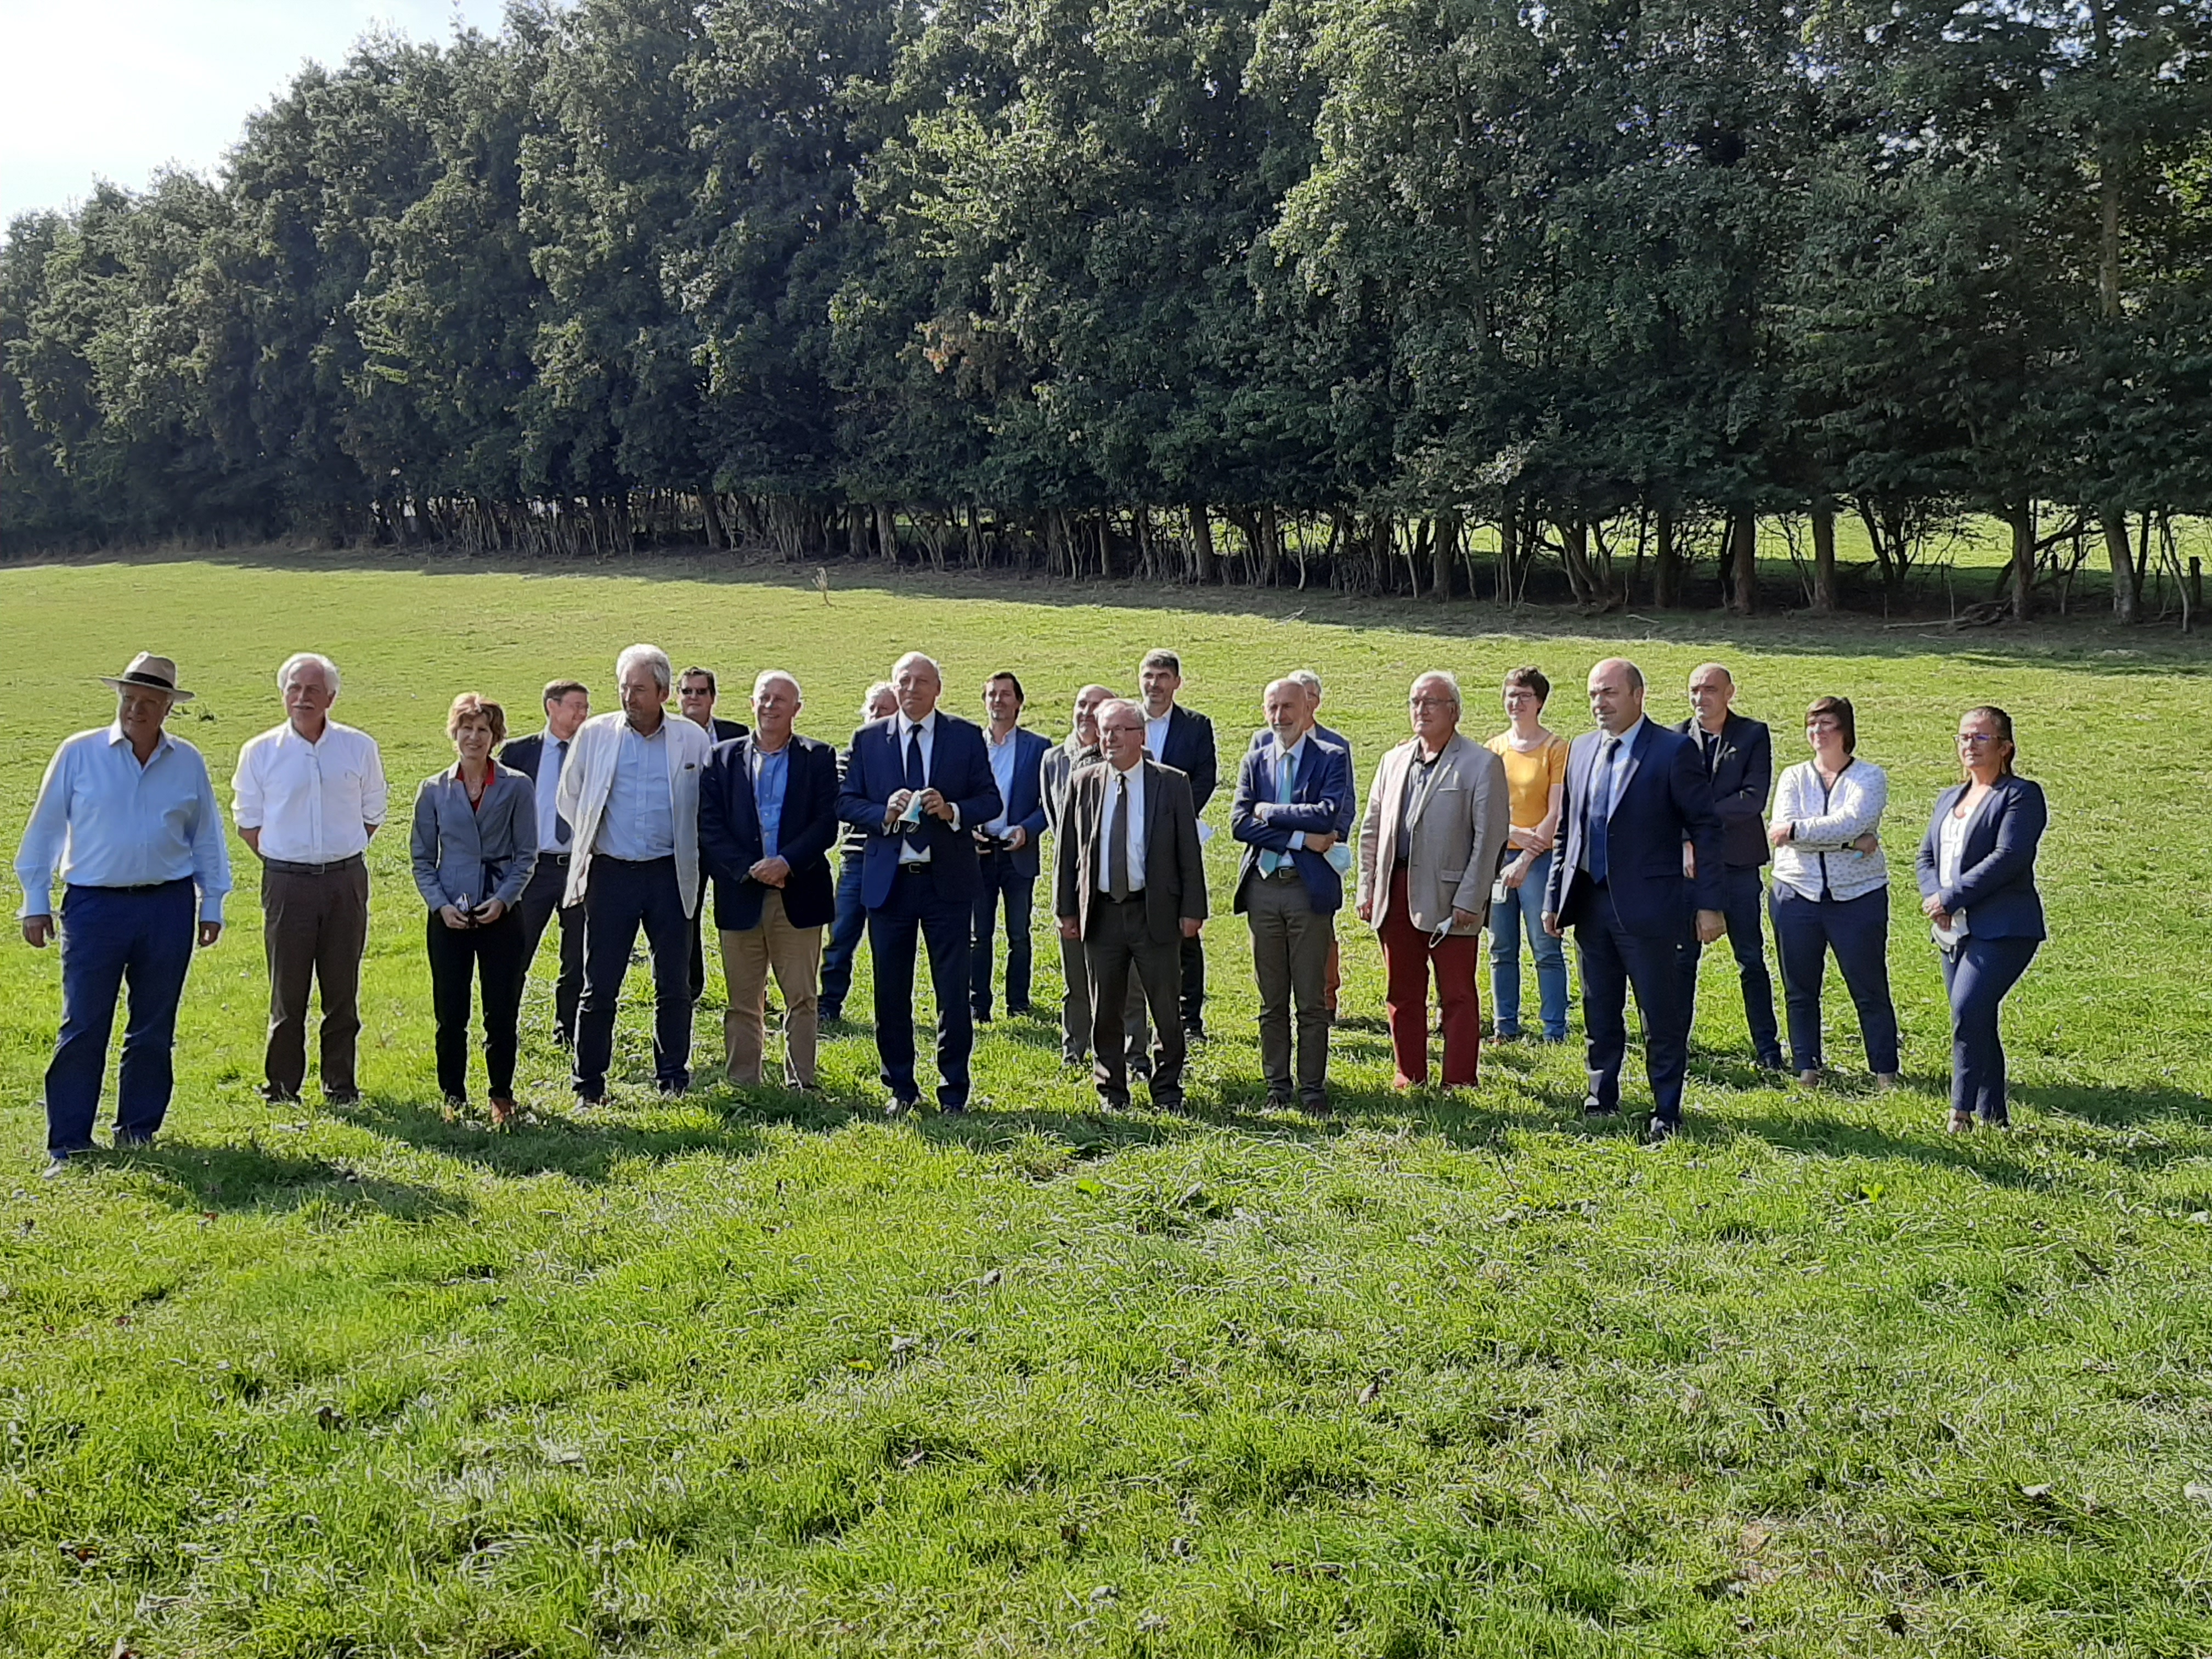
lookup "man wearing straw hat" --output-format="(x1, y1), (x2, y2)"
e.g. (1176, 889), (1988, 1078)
(14, 653), (232, 1175)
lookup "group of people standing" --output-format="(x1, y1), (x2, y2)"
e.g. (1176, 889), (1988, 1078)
(15, 641), (2048, 1171)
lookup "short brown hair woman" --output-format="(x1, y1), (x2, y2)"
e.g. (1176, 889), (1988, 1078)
(409, 694), (539, 1125)
(1914, 706), (2047, 1131)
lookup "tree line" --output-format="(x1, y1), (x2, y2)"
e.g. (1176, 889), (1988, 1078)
(3, 0), (2209, 621)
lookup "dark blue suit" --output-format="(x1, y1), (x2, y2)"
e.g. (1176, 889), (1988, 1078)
(1229, 735), (1355, 915)
(972, 726), (1052, 1019)
(698, 735), (840, 933)
(837, 712), (1003, 1109)
(1150, 703), (1219, 1031)
(1672, 713), (1781, 1065)
(1915, 775), (2047, 1124)
(498, 732), (583, 1040)
(1544, 718), (1724, 1124)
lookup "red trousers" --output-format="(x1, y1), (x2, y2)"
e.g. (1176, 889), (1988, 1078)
(1378, 865), (1483, 1086)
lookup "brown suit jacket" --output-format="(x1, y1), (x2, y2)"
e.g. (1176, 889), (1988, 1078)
(1054, 758), (1208, 943)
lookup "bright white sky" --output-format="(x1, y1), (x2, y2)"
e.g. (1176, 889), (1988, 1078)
(1, 0), (514, 225)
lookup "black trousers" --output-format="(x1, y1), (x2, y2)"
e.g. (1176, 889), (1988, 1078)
(1573, 887), (1692, 1123)
(1677, 865), (1782, 1064)
(1180, 931), (1207, 1032)
(516, 855), (584, 1041)
(868, 865), (975, 1109)
(574, 856), (693, 1095)
(426, 909), (526, 1101)
(1085, 897), (1187, 1108)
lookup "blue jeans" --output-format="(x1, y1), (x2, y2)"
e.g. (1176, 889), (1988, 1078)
(1942, 934), (2039, 1124)
(970, 852), (1035, 1018)
(1489, 849), (1568, 1039)
(819, 850), (868, 1017)
(1769, 885), (1900, 1075)
(46, 880), (198, 1154)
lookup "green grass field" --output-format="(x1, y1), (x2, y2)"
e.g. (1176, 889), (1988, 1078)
(2, 552), (2210, 1658)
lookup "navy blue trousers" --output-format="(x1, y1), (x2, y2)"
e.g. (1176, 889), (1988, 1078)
(574, 856), (693, 1095)
(970, 851), (1035, 1018)
(1573, 889), (1692, 1123)
(1678, 865), (1782, 1064)
(819, 851), (868, 1016)
(1769, 886), (1900, 1075)
(869, 866), (975, 1109)
(45, 880), (197, 1154)
(1942, 935), (2039, 1123)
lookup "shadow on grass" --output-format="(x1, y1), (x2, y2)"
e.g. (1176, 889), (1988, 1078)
(127, 1138), (469, 1220)
(329, 1091), (783, 1183)
(67, 545), (2210, 673)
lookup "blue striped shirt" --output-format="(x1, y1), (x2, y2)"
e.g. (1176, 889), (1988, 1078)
(15, 724), (233, 921)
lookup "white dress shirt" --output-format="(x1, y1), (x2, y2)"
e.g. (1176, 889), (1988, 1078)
(1095, 761), (1148, 893)
(1143, 709), (1172, 763)
(232, 719), (387, 864)
(896, 712), (955, 863)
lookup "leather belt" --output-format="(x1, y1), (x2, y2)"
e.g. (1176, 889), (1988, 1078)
(262, 854), (365, 877)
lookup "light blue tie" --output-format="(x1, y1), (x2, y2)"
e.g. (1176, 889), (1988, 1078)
(1260, 748), (1296, 875)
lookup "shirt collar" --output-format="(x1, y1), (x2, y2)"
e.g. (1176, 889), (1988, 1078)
(1273, 732), (1308, 762)
(987, 724), (1018, 748)
(106, 720), (173, 757)
(901, 711), (937, 739)
(450, 759), (501, 782)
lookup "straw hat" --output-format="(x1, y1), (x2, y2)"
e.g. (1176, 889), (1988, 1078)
(100, 652), (195, 703)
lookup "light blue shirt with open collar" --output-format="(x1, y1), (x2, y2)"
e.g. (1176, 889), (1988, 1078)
(14, 722), (233, 922)
(983, 724), (1022, 837)
(751, 741), (791, 860)
(1266, 732), (1313, 851)
(597, 719), (676, 860)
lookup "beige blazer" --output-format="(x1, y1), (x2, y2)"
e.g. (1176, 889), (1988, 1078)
(555, 710), (713, 916)
(1357, 732), (1510, 935)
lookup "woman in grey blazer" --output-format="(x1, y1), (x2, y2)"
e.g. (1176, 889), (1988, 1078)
(410, 694), (538, 1125)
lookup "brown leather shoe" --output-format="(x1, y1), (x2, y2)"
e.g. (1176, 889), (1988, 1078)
(489, 1097), (518, 1130)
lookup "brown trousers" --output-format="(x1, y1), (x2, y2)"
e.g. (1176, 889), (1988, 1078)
(720, 891), (823, 1087)
(261, 856), (370, 1097)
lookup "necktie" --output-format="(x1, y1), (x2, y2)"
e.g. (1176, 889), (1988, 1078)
(1107, 774), (1131, 901)
(1260, 747), (1296, 876)
(1703, 730), (1719, 777)
(1587, 735), (1620, 883)
(904, 722), (926, 812)
(552, 738), (572, 845)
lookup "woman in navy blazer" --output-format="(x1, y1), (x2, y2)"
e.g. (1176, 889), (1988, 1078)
(1915, 706), (2046, 1132)
(409, 694), (539, 1126)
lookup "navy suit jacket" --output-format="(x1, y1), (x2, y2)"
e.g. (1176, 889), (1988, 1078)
(699, 733), (840, 933)
(1915, 775), (2047, 940)
(1545, 718), (1724, 938)
(1153, 704), (1219, 812)
(983, 727), (1053, 877)
(837, 713), (1003, 908)
(496, 732), (572, 851)
(1230, 733), (1355, 914)
(1674, 713), (1773, 870)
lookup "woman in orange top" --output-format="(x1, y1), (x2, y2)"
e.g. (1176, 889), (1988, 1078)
(1484, 667), (1570, 1040)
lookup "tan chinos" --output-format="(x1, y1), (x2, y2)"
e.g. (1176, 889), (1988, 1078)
(720, 890), (822, 1087)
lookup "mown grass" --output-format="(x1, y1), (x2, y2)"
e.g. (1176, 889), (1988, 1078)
(1, 550), (2209, 1657)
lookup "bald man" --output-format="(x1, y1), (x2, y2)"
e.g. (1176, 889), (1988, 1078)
(1543, 658), (1725, 1142)
(837, 652), (1003, 1114)
(1674, 662), (1782, 1070)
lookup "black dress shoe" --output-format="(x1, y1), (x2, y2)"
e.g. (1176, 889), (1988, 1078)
(1583, 1095), (1619, 1116)
(1149, 1091), (1186, 1113)
(1265, 1091), (1295, 1111)
(939, 1101), (969, 1116)
(885, 1096), (922, 1119)
(1645, 1115), (1680, 1144)
(1006, 1003), (1036, 1018)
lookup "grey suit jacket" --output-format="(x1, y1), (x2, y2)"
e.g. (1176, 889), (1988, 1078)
(1356, 732), (1510, 935)
(409, 764), (539, 911)
(1053, 758), (1208, 944)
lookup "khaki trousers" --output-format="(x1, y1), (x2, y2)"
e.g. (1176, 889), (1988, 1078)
(719, 891), (822, 1087)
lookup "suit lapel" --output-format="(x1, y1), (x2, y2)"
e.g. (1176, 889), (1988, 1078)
(1609, 721), (1648, 818)
(1143, 759), (1165, 867)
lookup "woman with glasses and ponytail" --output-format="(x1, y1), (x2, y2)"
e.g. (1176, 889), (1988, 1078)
(1915, 707), (2047, 1132)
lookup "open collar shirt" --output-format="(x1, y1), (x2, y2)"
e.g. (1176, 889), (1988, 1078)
(16, 723), (232, 921)
(232, 718), (387, 865)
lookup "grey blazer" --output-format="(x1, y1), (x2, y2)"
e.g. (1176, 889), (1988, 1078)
(410, 764), (539, 911)
(1356, 732), (1511, 935)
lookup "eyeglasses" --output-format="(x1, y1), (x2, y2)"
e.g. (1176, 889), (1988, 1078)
(1956, 732), (2001, 747)
(1408, 696), (1454, 709)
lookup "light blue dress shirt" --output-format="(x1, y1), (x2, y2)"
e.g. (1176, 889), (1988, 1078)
(15, 723), (233, 922)
(983, 726), (1021, 836)
(596, 721), (675, 860)
(752, 743), (790, 860)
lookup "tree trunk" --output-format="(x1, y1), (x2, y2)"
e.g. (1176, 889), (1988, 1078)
(1558, 515), (1596, 605)
(1497, 510), (1517, 603)
(1186, 504), (1215, 583)
(1728, 507), (1758, 616)
(2007, 498), (2035, 624)
(875, 501), (898, 564)
(699, 488), (727, 551)
(1651, 503), (1680, 607)
(1809, 503), (1838, 615)
(2102, 509), (2138, 624)
(1431, 511), (1459, 601)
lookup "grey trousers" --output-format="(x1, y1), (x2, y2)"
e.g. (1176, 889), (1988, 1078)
(1083, 898), (1186, 1108)
(260, 856), (369, 1098)
(1060, 928), (1148, 1065)
(1245, 872), (1331, 1105)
